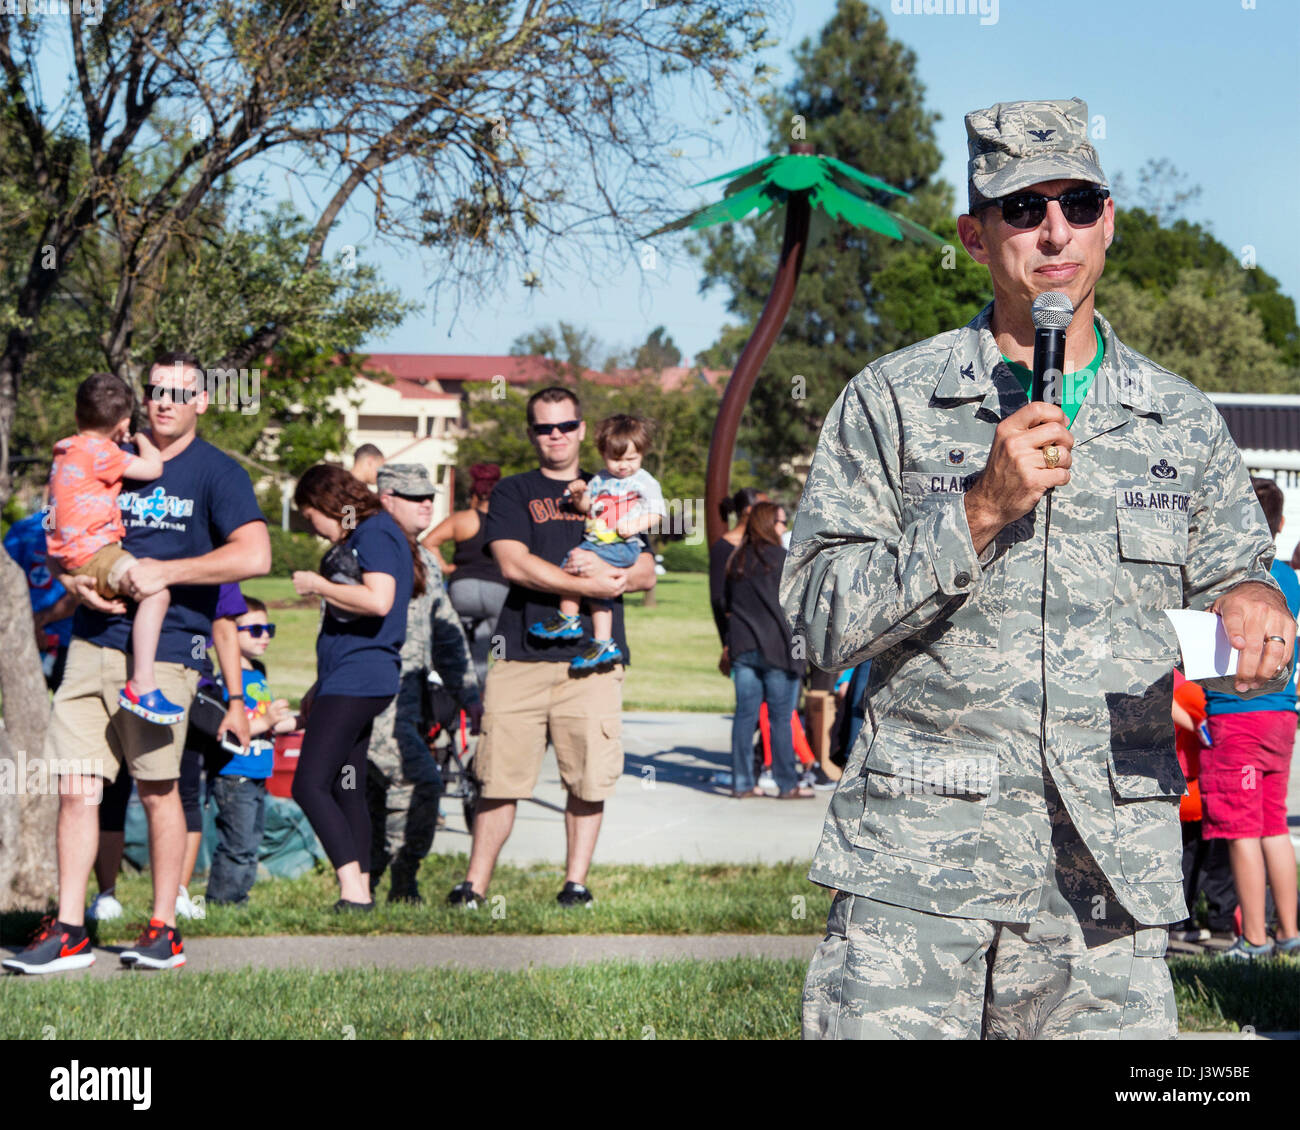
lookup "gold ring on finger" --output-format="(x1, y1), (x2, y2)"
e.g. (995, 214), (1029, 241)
(1043, 444), (1061, 469)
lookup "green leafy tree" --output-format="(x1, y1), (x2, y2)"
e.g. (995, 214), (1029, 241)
(1099, 268), (1295, 393)
(1101, 207), (1299, 374)
(633, 326), (683, 370)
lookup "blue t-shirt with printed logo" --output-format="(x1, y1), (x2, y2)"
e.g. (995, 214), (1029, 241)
(215, 663), (274, 779)
(72, 436), (266, 672)
(314, 510), (413, 697)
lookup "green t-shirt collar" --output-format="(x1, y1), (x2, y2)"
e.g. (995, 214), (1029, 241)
(1001, 323), (1104, 429)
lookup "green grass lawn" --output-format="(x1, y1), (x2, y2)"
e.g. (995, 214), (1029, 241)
(2, 858), (834, 943)
(243, 571), (732, 712)
(0, 959), (804, 1040)
(0, 956), (1292, 1039)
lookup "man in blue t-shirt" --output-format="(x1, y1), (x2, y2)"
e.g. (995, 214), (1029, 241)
(3, 352), (270, 977)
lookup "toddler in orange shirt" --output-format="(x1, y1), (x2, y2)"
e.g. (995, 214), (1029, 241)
(47, 373), (179, 725)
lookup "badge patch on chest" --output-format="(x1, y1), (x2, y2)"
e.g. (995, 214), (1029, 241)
(1117, 486), (1191, 513)
(1148, 457), (1180, 483)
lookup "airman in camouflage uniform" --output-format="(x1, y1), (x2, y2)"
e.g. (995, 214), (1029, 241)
(367, 465), (481, 902)
(782, 98), (1297, 1039)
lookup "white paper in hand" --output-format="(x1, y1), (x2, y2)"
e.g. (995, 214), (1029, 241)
(1162, 609), (1239, 680)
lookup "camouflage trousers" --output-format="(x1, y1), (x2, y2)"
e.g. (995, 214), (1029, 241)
(366, 670), (443, 899)
(803, 774), (1177, 1040)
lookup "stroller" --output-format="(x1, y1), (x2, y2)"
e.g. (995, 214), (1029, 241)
(424, 669), (481, 827)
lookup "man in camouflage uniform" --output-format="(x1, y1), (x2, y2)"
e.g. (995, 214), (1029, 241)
(781, 98), (1297, 1039)
(368, 465), (482, 903)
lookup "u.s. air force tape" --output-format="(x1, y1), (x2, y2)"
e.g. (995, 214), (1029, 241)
(1116, 487), (1191, 513)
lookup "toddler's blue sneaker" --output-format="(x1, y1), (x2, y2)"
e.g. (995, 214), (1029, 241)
(529, 613), (583, 641)
(570, 638), (623, 673)
(118, 684), (186, 726)
(1275, 934), (1300, 958)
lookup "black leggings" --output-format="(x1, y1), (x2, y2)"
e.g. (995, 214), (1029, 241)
(179, 742), (206, 834)
(291, 694), (392, 871)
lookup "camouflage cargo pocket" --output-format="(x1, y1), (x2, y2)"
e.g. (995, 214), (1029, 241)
(850, 721), (998, 869)
(1108, 746), (1184, 884)
(1110, 507), (1186, 661)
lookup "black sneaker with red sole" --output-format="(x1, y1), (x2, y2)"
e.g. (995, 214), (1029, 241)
(1, 917), (95, 975)
(119, 918), (185, 970)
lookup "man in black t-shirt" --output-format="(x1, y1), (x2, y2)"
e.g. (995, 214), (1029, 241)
(4, 353), (270, 977)
(446, 387), (657, 910)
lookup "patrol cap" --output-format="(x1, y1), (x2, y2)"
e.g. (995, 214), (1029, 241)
(375, 463), (438, 498)
(965, 97), (1107, 211)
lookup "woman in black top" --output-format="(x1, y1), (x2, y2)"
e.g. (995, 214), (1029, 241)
(423, 463), (507, 685)
(723, 502), (811, 799)
(709, 486), (769, 674)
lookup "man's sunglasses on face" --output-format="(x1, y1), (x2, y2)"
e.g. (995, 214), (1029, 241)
(238, 624), (276, 639)
(148, 384), (199, 404)
(393, 492), (435, 502)
(990, 186), (1109, 230)
(530, 419), (582, 437)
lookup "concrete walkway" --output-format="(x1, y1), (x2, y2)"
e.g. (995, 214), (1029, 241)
(435, 711), (1300, 866)
(437, 712), (831, 865)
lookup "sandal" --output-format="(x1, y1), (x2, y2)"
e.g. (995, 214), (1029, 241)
(777, 787), (816, 799)
(732, 787), (766, 798)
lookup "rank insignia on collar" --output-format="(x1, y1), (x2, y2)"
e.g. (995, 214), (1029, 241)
(948, 449), (964, 465)
(960, 362), (975, 381)
(1150, 458), (1178, 481)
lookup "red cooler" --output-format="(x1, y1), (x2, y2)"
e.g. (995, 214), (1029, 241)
(269, 732), (303, 798)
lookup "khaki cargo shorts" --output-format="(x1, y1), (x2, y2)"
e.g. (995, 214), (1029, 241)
(474, 659), (625, 802)
(70, 543), (135, 599)
(45, 639), (200, 784)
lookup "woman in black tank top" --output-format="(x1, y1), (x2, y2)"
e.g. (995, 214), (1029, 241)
(422, 463), (508, 683)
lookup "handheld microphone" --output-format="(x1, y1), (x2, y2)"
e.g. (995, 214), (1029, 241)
(1030, 291), (1074, 403)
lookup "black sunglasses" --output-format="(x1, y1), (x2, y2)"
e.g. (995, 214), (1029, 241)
(392, 492), (435, 502)
(238, 624), (276, 639)
(530, 419), (581, 437)
(990, 186), (1109, 230)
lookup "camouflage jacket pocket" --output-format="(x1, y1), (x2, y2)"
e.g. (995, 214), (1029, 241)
(850, 722), (998, 870)
(1109, 746), (1184, 883)
(1111, 506), (1187, 661)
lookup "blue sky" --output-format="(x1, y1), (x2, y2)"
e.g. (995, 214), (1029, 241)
(33, 1), (1300, 365)
(355, 0), (1300, 364)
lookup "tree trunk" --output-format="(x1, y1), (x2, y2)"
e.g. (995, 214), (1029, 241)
(0, 547), (57, 911)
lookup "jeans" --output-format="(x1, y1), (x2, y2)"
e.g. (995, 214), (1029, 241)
(731, 649), (801, 793)
(843, 661), (872, 763)
(205, 776), (268, 905)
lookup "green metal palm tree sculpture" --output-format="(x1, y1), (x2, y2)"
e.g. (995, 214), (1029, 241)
(643, 143), (943, 547)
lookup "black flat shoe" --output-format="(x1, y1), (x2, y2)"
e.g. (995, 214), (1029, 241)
(332, 899), (376, 913)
